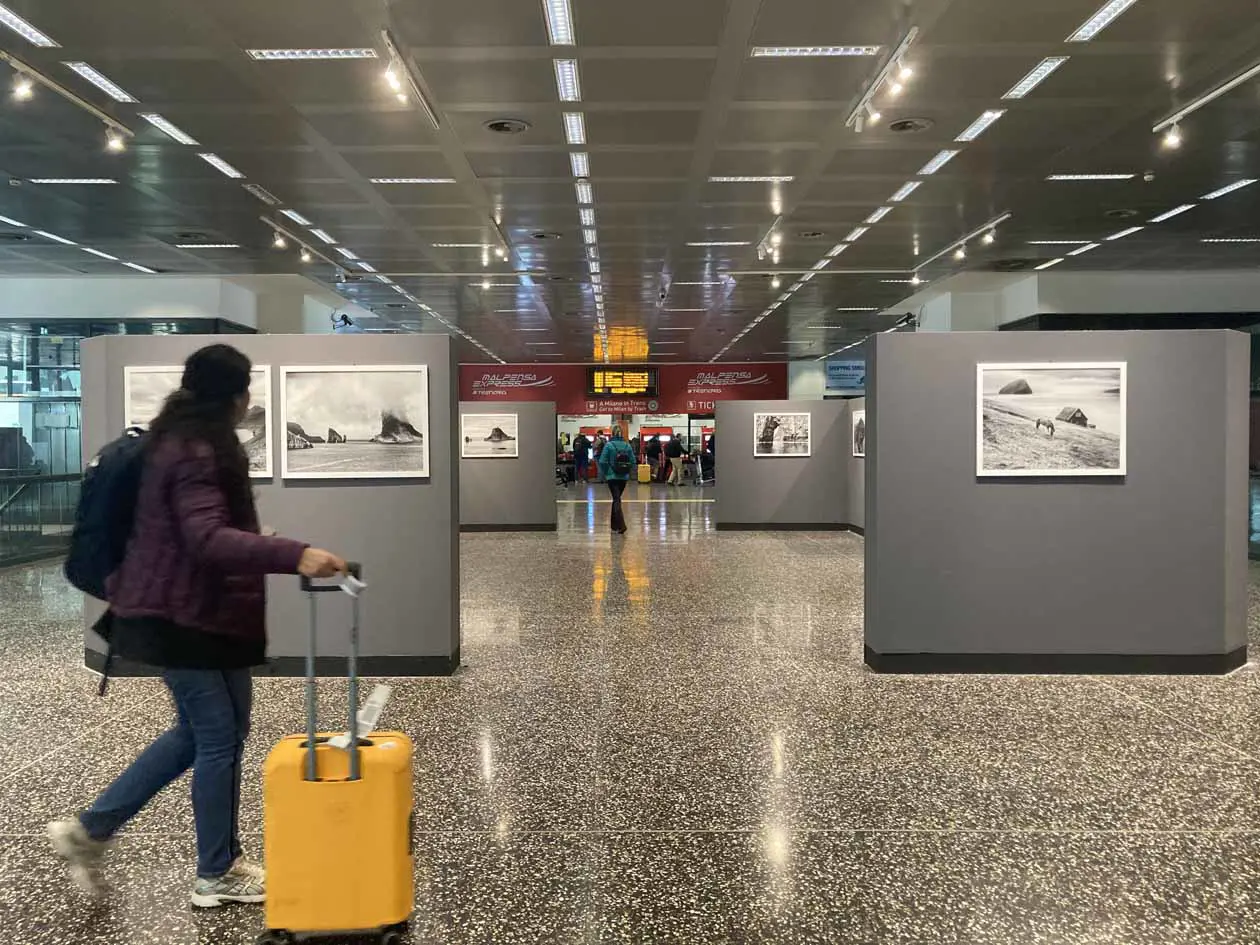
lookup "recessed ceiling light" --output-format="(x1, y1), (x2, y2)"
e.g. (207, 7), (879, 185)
(543, 0), (575, 45)
(579, 208), (596, 227)
(826, 243), (849, 258)
(1046, 173), (1136, 181)
(673, 281), (725, 285)
(246, 48), (378, 60)
(1106, 226), (1144, 240)
(370, 177), (456, 184)
(750, 46), (881, 57)
(658, 326), (696, 331)
(0, 3), (58, 46)
(688, 241), (750, 246)
(61, 62), (136, 102)
(563, 111), (586, 145)
(81, 247), (118, 260)
(582, 228), (598, 244)
(1201, 179), (1257, 200)
(554, 59), (581, 102)
(310, 228), (336, 244)
(139, 113), (199, 145)
(198, 153), (245, 179)
(279, 209), (312, 226)
(917, 150), (960, 176)
(1067, 242), (1102, 255)
(0, 215), (26, 227)
(174, 243), (240, 249)
(242, 183), (280, 206)
(865, 206), (893, 223)
(955, 109), (1005, 142)
(575, 181), (593, 204)
(1149, 204), (1196, 223)
(1003, 57), (1070, 99)
(1034, 257), (1065, 270)
(123, 262), (157, 273)
(835, 307), (880, 311)
(29, 178), (117, 185)
(356, 261), (377, 272)
(889, 181), (921, 202)
(34, 229), (75, 245)
(1067, 0), (1140, 43)
(880, 279), (915, 283)
(570, 152), (590, 177)
(1201, 238), (1260, 243)
(336, 247), (360, 260)
(708, 176), (794, 183)
(845, 227), (869, 241)
(1026, 240), (1091, 245)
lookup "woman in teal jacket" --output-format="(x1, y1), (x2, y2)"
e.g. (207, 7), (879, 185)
(597, 429), (636, 534)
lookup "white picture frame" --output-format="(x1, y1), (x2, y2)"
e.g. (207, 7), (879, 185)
(123, 364), (274, 478)
(851, 409), (866, 459)
(280, 365), (430, 480)
(461, 413), (520, 459)
(976, 361), (1127, 478)
(753, 412), (811, 458)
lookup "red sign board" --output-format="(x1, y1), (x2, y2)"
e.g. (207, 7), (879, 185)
(458, 362), (786, 415)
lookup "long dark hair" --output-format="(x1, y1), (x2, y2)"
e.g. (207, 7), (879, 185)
(149, 344), (255, 525)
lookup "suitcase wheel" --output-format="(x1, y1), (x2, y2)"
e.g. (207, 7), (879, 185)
(256, 932), (293, 945)
(381, 932), (405, 945)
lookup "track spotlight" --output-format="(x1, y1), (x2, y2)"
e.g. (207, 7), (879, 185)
(982, 230), (996, 245)
(769, 232), (783, 247)
(480, 278), (490, 290)
(889, 81), (904, 97)
(300, 246), (312, 263)
(771, 276), (781, 289)
(898, 62), (914, 81)
(954, 245), (967, 260)
(867, 104), (882, 124)
(495, 246), (507, 260)
(12, 75), (33, 101)
(771, 248), (781, 265)
(911, 273), (922, 285)
(105, 129), (125, 152)
(272, 231), (287, 250)
(1163, 124), (1183, 150)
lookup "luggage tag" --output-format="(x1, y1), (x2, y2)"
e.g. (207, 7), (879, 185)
(329, 684), (392, 750)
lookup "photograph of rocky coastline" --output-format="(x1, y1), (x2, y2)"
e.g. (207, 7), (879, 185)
(461, 413), (519, 458)
(280, 365), (430, 479)
(124, 364), (273, 477)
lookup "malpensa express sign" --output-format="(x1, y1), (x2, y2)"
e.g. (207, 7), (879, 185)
(458, 363), (786, 414)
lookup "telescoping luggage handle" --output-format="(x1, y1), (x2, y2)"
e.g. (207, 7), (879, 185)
(301, 562), (365, 783)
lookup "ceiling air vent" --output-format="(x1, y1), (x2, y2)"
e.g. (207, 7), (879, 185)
(530, 231), (563, 241)
(484, 118), (531, 135)
(1105, 208), (1139, 219)
(888, 117), (934, 134)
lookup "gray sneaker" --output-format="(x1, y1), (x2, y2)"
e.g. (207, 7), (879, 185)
(47, 819), (110, 898)
(190, 861), (266, 908)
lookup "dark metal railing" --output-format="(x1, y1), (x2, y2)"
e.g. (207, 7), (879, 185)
(0, 472), (80, 568)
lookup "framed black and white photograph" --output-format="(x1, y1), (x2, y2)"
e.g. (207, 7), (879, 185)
(461, 413), (519, 459)
(124, 364), (273, 478)
(852, 409), (866, 459)
(753, 412), (811, 458)
(280, 365), (429, 479)
(977, 362), (1126, 477)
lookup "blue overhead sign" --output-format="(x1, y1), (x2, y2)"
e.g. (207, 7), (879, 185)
(825, 359), (865, 392)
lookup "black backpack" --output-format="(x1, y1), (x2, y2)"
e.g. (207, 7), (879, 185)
(611, 444), (634, 476)
(64, 428), (148, 602)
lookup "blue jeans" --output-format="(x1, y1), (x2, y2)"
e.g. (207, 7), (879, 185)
(80, 669), (252, 879)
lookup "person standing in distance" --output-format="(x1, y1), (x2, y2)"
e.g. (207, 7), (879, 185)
(48, 344), (347, 908)
(598, 428), (636, 535)
(665, 434), (685, 486)
(572, 431), (590, 483)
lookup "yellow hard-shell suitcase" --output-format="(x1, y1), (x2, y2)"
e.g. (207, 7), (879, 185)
(637, 463), (652, 484)
(259, 568), (414, 945)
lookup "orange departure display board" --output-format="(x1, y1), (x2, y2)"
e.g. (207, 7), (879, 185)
(587, 367), (658, 397)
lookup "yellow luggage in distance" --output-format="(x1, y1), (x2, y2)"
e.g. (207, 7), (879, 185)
(637, 463), (652, 483)
(259, 567), (414, 945)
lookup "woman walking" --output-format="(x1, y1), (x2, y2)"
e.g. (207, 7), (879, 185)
(48, 344), (346, 907)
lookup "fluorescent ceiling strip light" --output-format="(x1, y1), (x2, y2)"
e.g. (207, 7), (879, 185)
(563, 112), (586, 145)
(370, 177), (455, 184)
(123, 262), (157, 273)
(336, 247), (360, 260)
(570, 152), (590, 177)
(310, 228), (336, 245)
(356, 262), (377, 272)
(434, 243), (491, 248)
(139, 113), (199, 145)
(688, 241), (750, 246)
(81, 247), (118, 260)
(1149, 204), (1196, 222)
(30, 178), (116, 184)
(1202, 238), (1260, 243)
(889, 181), (921, 202)
(673, 281), (724, 285)
(800, 271), (818, 283)
(34, 230), (75, 245)
(198, 153), (245, 179)
(1027, 240), (1091, 245)
(280, 209), (312, 226)
(955, 109), (1005, 142)
(554, 59), (581, 102)
(0, 3), (58, 46)
(589, 261), (601, 273)
(0, 215), (26, 226)
(246, 49), (378, 60)
(579, 208), (595, 226)
(826, 243), (849, 257)
(1003, 57), (1070, 99)
(836, 307), (879, 311)
(1035, 258), (1065, 270)
(575, 181), (593, 204)
(1067, 242), (1101, 255)
(750, 45), (880, 57)
(845, 227), (869, 241)
(1067, 0), (1140, 42)
(865, 206), (893, 223)
(1201, 179), (1257, 200)
(543, 0), (575, 45)
(582, 228), (598, 244)
(917, 150), (960, 176)
(708, 176), (794, 183)
(62, 62), (135, 102)
(1106, 226), (1144, 240)
(175, 243), (240, 249)
(1046, 173), (1135, 181)
(810, 259), (830, 271)
(243, 184), (280, 205)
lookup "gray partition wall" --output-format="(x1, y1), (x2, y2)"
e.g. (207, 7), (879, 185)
(459, 401), (557, 531)
(81, 334), (460, 676)
(865, 329), (1249, 674)
(714, 399), (860, 530)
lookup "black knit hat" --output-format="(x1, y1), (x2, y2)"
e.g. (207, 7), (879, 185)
(181, 344), (252, 402)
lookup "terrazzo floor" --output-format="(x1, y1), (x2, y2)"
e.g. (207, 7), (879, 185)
(3, 481), (1260, 943)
